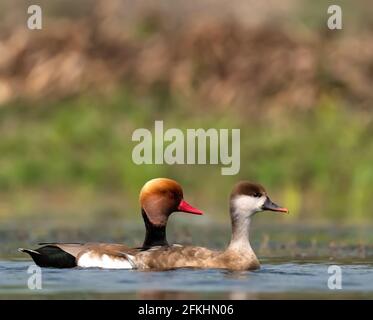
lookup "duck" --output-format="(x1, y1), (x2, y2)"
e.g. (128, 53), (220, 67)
(131, 181), (288, 271)
(18, 178), (203, 269)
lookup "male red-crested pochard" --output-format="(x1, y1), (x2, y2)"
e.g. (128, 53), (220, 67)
(19, 178), (203, 269)
(131, 181), (288, 271)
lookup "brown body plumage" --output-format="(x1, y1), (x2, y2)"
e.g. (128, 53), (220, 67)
(135, 245), (260, 271)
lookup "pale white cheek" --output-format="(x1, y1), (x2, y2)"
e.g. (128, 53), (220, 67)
(257, 196), (266, 209)
(233, 195), (265, 213)
(77, 251), (135, 269)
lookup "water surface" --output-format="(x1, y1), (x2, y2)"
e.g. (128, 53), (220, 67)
(1, 223), (372, 299)
(1, 259), (372, 299)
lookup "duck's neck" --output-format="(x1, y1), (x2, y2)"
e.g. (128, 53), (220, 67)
(141, 209), (168, 248)
(227, 207), (253, 252)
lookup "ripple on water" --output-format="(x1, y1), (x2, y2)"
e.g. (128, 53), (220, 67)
(0, 260), (373, 298)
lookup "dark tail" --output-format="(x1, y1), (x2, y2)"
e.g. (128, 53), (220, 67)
(18, 248), (40, 258)
(18, 246), (77, 268)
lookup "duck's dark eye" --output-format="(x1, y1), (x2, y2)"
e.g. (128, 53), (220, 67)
(253, 192), (262, 198)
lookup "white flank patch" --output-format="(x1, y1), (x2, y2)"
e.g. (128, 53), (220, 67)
(77, 251), (135, 269)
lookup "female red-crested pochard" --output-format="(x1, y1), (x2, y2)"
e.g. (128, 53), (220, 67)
(131, 181), (288, 271)
(19, 178), (203, 269)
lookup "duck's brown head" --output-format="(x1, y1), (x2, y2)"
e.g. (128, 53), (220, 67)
(140, 178), (203, 226)
(230, 181), (288, 217)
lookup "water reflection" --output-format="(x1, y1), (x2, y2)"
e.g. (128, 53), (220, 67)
(1, 260), (373, 299)
(222, 270), (252, 280)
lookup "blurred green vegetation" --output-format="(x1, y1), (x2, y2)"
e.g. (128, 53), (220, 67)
(0, 0), (373, 226)
(0, 88), (372, 224)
